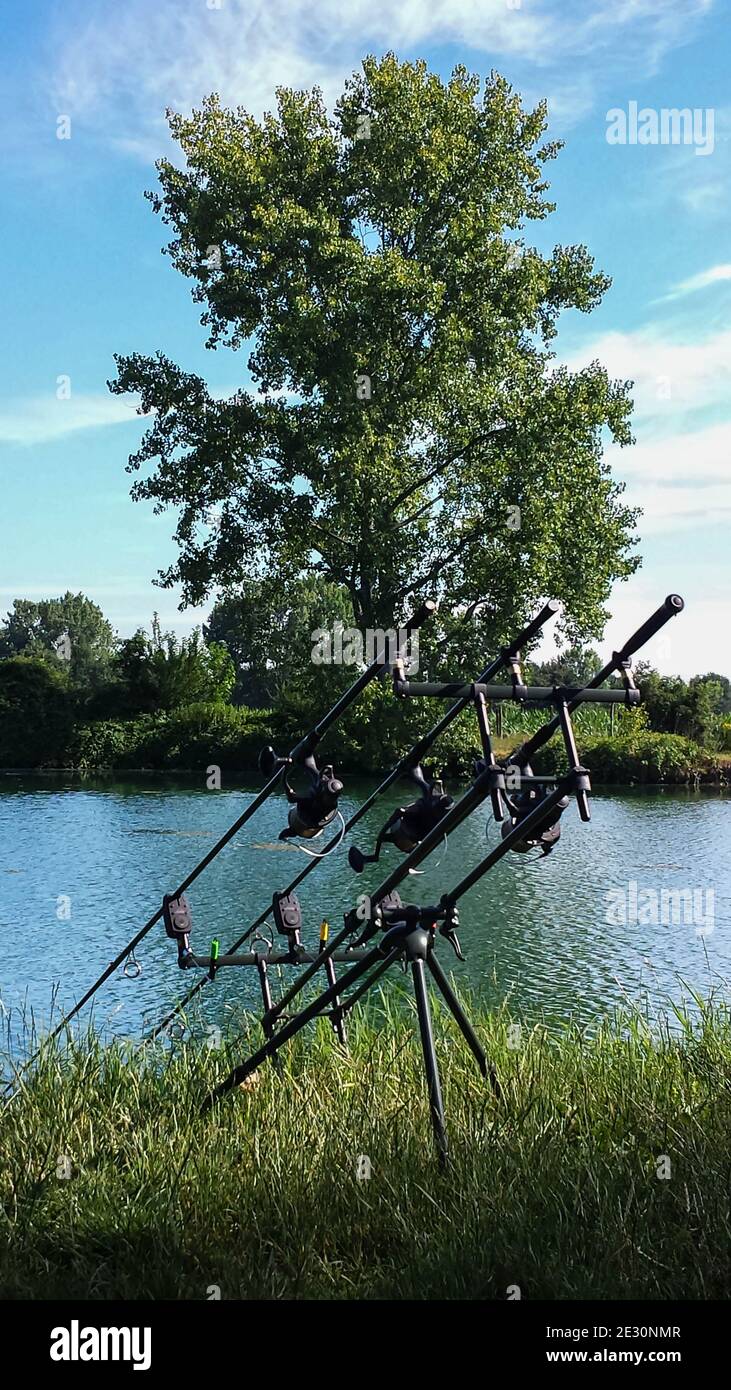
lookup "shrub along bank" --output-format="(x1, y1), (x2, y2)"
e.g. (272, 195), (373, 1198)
(0, 674), (727, 784)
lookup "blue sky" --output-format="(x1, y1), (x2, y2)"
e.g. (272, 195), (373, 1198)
(0, 0), (729, 676)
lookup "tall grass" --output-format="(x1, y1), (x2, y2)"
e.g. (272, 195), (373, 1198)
(2, 996), (731, 1300)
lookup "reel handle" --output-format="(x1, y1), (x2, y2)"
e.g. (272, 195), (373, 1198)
(259, 746), (291, 778)
(348, 845), (368, 874)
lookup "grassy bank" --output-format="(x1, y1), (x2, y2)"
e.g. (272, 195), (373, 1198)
(2, 999), (731, 1300)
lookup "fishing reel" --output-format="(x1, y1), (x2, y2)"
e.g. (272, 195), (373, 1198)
(260, 745), (344, 842)
(348, 764), (453, 873)
(499, 762), (569, 856)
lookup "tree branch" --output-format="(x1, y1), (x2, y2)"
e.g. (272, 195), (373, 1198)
(390, 426), (509, 512)
(391, 520), (492, 602)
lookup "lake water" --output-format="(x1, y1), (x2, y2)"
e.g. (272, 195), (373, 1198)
(0, 772), (729, 1061)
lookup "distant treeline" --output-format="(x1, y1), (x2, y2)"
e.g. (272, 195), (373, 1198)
(0, 589), (729, 779)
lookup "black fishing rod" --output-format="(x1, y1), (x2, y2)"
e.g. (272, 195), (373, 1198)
(506, 593), (686, 770)
(151, 598), (560, 1035)
(209, 593), (684, 1064)
(2, 599), (435, 1094)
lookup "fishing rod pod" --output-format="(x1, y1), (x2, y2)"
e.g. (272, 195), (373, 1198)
(12, 569), (687, 1166)
(202, 593), (685, 1169)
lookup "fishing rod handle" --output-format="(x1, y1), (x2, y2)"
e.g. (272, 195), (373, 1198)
(617, 594), (684, 660)
(505, 598), (561, 654)
(405, 597), (439, 632)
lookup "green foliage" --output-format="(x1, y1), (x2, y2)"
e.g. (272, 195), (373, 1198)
(635, 666), (727, 748)
(0, 657), (74, 767)
(111, 618), (236, 714)
(0, 589), (727, 779)
(3, 1004), (731, 1299)
(205, 575), (354, 706)
(70, 719), (146, 770)
(0, 592), (116, 698)
(533, 722), (718, 785)
(110, 55), (639, 660)
(71, 703), (275, 771)
(525, 642), (603, 687)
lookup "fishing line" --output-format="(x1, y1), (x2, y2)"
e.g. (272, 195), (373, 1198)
(292, 810), (346, 858)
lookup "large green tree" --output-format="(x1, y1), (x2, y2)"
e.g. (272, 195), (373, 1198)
(110, 54), (639, 661)
(634, 666), (727, 745)
(205, 575), (353, 706)
(0, 658), (74, 767)
(526, 643), (603, 689)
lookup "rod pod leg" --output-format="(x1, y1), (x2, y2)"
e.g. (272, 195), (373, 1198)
(256, 953), (284, 1074)
(407, 930), (448, 1168)
(425, 952), (488, 1078)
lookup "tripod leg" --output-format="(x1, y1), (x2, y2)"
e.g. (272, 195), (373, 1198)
(256, 955), (284, 1073)
(426, 953), (488, 1079)
(411, 957), (448, 1168)
(426, 953), (502, 1100)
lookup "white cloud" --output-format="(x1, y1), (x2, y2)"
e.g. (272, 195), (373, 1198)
(605, 419), (731, 482)
(563, 325), (731, 425)
(607, 419), (731, 537)
(564, 323), (731, 538)
(532, 581), (730, 679)
(662, 263), (731, 301)
(0, 394), (147, 446)
(600, 589), (730, 678)
(542, 75), (598, 128)
(604, 421), (731, 546)
(44, 0), (714, 158)
(621, 478), (731, 534)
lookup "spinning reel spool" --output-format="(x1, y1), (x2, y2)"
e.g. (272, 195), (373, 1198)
(499, 763), (570, 855)
(348, 764), (454, 874)
(260, 745), (344, 842)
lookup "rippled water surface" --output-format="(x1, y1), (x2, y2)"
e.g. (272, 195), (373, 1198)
(1, 772), (728, 1055)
